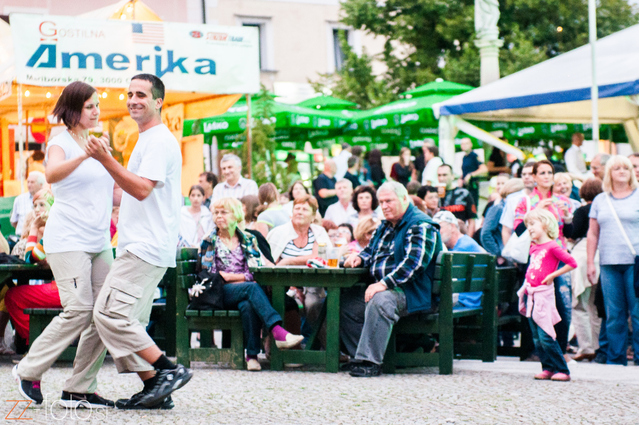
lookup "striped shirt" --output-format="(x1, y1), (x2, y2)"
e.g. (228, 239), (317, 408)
(280, 228), (315, 259)
(212, 176), (258, 201)
(10, 192), (33, 236)
(359, 219), (438, 289)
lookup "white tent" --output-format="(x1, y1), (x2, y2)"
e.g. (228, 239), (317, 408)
(433, 23), (639, 164)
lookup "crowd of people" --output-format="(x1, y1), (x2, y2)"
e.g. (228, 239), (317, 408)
(1, 73), (638, 410)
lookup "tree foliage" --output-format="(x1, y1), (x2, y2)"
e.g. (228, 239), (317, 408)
(312, 0), (639, 101)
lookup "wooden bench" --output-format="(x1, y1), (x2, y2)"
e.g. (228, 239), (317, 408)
(382, 252), (497, 374)
(174, 248), (245, 369)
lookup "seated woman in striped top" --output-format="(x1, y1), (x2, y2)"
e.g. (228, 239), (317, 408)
(267, 195), (333, 339)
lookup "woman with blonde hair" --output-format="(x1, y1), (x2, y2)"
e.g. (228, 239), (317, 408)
(347, 216), (381, 254)
(255, 183), (289, 237)
(200, 197), (303, 371)
(587, 155), (639, 365)
(553, 172), (581, 211)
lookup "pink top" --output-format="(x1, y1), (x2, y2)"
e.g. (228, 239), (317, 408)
(513, 188), (573, 248)
(525, 241), (577, 287)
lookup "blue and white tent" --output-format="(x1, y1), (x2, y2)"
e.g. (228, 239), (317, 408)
(433, 23), (639, 163)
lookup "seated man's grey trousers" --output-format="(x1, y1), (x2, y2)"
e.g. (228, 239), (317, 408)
(340, 286), (407, 365)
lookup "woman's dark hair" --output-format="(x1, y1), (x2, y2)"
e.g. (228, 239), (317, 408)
(533, 159), (555, 175)
(338, 223), (354, 241)
(256, 182), (279, 215)
(240, 195), (260, 223)
(352, 185), (379, 212)
(579, 178), (603, 202)
(417, 185), (438, 199)
(52, 81), (97, 128)
(287, 180), (309, 201)
(188, 185), (205, 197)
(368, 149), (383, 167)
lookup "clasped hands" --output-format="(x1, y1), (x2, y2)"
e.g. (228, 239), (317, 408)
(84, 134), (113, 162)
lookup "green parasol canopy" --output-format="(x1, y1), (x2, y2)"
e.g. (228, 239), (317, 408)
(401, 79), (475, 99)
(297, 95), (359, 110)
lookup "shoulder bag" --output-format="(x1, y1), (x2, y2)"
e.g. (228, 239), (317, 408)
(604, 193), (639, 297)
(501, 196), (531, 264)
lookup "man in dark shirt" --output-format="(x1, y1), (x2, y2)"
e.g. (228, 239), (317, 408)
(313, 159), (338, 216)
(344, 156), (361, 190)
(438, 164), (477, 236)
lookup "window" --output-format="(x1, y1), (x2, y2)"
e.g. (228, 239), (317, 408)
(332, 29), (349, 71)
(237, 16), (274, 72)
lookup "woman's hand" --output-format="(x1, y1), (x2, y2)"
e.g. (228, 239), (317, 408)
(536, 198), (553, 210)
(33, 212), (47, 229)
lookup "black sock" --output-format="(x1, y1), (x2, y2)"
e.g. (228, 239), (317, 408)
(152, 355), (177, 371)
(143, 375), (158, 391)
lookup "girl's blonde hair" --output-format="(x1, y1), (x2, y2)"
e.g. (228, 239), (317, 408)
(602, 155), (638, 193)
(524, 208), (558, 240)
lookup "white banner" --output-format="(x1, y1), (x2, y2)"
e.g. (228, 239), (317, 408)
(10, 14), (260, 94)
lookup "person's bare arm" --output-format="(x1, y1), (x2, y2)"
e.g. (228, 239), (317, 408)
(45, 145), (89, 184)
(318, 188), (337, 198)
(586, 218), (600, 285)
(467, 218), (476, 237)
(255, 222), (270, 238)
(86, 136), (156, 201)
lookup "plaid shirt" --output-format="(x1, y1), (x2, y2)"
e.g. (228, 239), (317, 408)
(359, 218), (438, 289)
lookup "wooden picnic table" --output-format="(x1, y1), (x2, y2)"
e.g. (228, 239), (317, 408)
(250, 266), (368, 372)
(0, 263), (53, 288)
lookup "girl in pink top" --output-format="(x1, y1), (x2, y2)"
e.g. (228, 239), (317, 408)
(520, 209), (577, 382)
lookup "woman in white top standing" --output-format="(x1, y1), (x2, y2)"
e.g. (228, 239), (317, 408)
(13, 82), (115, 408)
(179, 185), (213, 248)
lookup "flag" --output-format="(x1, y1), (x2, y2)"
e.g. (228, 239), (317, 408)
(131, 22), (164, 45)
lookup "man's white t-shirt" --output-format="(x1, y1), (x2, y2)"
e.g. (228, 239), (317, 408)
(324, 201), (356, 225)
(117, 124), (182, 268)
(422, 156), (443, 186)
(43, 131), (114, 253)
(564, 144), (588, 178)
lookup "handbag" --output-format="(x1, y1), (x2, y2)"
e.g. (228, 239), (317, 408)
(187, 269), (226, 310)
(604, 193), (639, 297)
(501, 196), (532, 264)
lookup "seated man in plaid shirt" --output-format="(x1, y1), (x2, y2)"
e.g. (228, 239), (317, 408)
(342, 181), (442, 377)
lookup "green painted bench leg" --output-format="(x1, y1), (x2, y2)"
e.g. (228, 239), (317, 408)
(200, 330), (213, 348)
(270, 286), (286, 371)
(325, 287), (340, 373)
(230, 320), (245, 370)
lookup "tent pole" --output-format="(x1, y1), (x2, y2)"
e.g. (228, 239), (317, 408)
(589, 0), (599, 150)
(17, 84), (24, 193)
(246, 94), (252, 179)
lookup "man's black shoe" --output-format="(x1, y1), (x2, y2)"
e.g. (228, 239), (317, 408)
(116, 390), (174, 410)
(340, 360), (362, 372)
(59, 391), (114, 409)
(12, 365), (43, 404)
(594, 351), (607, 364)
(349, 361), (382, 377)
(137, 365), (192, 407)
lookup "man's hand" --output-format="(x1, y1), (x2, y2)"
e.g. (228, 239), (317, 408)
(365, 282), (387, 303)
(85, 135), (113, 163)
(343, 254), (362, 268)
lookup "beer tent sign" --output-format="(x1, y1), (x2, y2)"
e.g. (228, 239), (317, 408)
(10, 13), (260, 94)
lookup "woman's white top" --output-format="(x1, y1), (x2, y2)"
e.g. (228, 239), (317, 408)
(179, 206), (214, 248)
(43, 130), (114, 253)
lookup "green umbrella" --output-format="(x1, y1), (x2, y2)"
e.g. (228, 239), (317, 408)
(401, 79), (475, 98)
(183, 96), (351, 150)
(297, 95), (358, 110)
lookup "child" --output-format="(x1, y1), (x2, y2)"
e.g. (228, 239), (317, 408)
(517, 208), (577, 381)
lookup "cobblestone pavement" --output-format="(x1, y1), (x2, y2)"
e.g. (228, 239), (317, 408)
(1, 357), (638, 425)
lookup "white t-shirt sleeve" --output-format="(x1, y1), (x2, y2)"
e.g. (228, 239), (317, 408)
(499, 198), (516, 228)
(136, 140), (168, 188)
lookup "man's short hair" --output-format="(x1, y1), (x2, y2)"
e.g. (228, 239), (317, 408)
(438, 163), (453, 173)
(347, 156), (359, 168)
(406, 181), (421, 195)
(199, 171), (217, 185)
(417, 185), (438, 199)
(341, 143), (351, 150)
(220, 154), (242, 168)
(522, 160), (537, 170)
(425, 145), (439, 156)
(131, 73), (165, 100)
(336, 179), (353, 190)
(377, 181), (409, 204)
(594, 153), (611, 167)
(28, 171), (46, 185)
